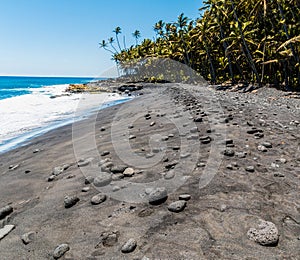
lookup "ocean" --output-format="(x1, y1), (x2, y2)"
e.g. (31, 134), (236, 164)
(0, 76), (129, 153)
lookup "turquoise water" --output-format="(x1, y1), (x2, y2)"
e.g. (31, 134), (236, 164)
(0, 76), (95, 100)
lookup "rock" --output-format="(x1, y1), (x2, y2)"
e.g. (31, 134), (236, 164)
(200, 136), (211, 144)
(172, 146), (180, 150)
(254, 132), (264, 139)
(167, 200), (186, 213)
(100, 127), (106, 132)
(85, 176), (94, 184)
(100, 162), (114, 172)
(0, 205), (13, 220)
(99, 231), (119, 247)
(165, 160), (178, 169)
(48, 175), (55, 182)
(164, 171), (175, 180)
(148, 187), (168, 205)
(123, 168), (135, 177)
(179, 194), (191, 201)
(93, 173), (112, 187)
(0, 225), (15, 240)
(274, 173), (285, 177)
(129, 135), (136, 140)
(101, 151), (110, 156)
(226, 164), (234, 170)
(262, 142), (272, 148)
(91, 194), (107, 205)
(64, 195), (79, 208)
(190, 127), (198, 133)
(247, 128), (263, 134)
(247, 220), (279, 246)
(193, 117), (203, 122)
(128, 124), (134, 129)
(53, 164), (70, 175)
(77, 158), (92, 167)
(245, 166), (255, 172)
(24, 169), (31, 174)
(223, 149), (235, 157)
(9, 164), (19, 170)
(111, 165), (127, 174)
(33, 149), (40, 153)
(236, 152), (247, 158)
(21, 231), (35, 245)
(258, 145), (268, 152)
(150, 121), (156, 126)
(53, 244), (70, 259)
(82, 187), (90, 192)
(121, 238), (137, 253)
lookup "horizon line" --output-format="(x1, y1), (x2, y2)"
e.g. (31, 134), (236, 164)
(0, 74), (111, 78)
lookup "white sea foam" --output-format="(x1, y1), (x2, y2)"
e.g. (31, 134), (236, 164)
(0, 84), (130, 152)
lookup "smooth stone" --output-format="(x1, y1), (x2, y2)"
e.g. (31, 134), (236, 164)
(9, 164), (19, 170)
(24, 169), (31, 174)
(48, 175), (55, 182)
(100, 162), (114, 171)
(101, 151), (110, 156)
(165, 160), (178, 169)
(0, 205), (13, 220)
(85, 176), (94, 184)
(274, 173), (285, 177)
(258, 145), (268, 152)
(150, 121), (156, 126)
(179, 194), (191, 201)
(100, 127), (106, 132)
(111, 165), (128, 174)
(129, 135), (136, 140)
(223, 149), (235, 157)
(128, 124), (134, 129)
(93, 173), (112, 187)
(247, 220), (279, 246)
(164, 171), (175, 180)
(123, 168), (135, 177)
(172, 146), (180, 150)
(82, 187), (90, 192)
(148, 187), (168, 205)
(236, 152), (247, 158)
(190, 127), (198, 133)
(64, 196), (79, 208)
(91, 194), (107, 205)
(53, 244), (70, 259)
(245, 166), (255, 172)
(262, 142), (272, 148)
(226, 164), (234, 170)
(193, 117), (203, 122)
(197, 163), (206, 167)
(21, 231), (35, 245)
(77, 158), (92, 167)
(121, 238), (137, 253)
(0, 225), (15, 240)
(167, 200), (186, 213)
(33, 149), (40, 153)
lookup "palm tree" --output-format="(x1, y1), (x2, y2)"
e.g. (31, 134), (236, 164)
(113, 26), (122, 52)
(132, 30), (141, 46)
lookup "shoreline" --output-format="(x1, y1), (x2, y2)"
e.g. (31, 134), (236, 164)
(0, 82), (299, 259)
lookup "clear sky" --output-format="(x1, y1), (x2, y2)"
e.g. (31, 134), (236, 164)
(0, 0), (202, 77)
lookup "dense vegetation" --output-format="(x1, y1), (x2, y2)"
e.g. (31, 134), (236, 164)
(100, 0), (300, 90)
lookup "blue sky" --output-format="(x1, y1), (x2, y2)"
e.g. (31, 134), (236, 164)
(0, 0), (202, 77)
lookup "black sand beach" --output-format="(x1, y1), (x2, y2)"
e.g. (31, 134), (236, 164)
(0, 83), (300, 259)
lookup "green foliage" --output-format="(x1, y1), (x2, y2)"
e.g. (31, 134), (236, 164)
(102, 0), (300, 90)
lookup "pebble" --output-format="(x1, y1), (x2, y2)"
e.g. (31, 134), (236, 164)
(128, 124), (134, 129)
(111, 165), (128, 174)
(148, 187), (168, 205)
(165, 160), (178, 169)
(0, 225), (15, 240)
(0, 205), (13, 220)
(258, 145), (268, 152)
(167, 200), (186, 213)
(101, 151), (110, 156)
(236, 152), (247, 158)
(226, 164), (234, 170)
(77, 158), (92, 167)
(164, 171), (175, 180)
(262, 142), (272, 148)
(82, 187), (90, 192)
(179, 194), (191, 201)
(223, 149), (235, 157)
(123, 168), (135, 177)
(21, 231), (35, 245)
(93, 173), (112, 187)
(172, 146), (180, 150)
(24, 169), (31, 174)
(129, 135), (136, 140)
(64, 195), (79, 208)
(245, 166), (255, 172)
(53, 244), (70, 259)
(9, 164), (19, 171)
(193, 117), (203, 122)
(247, 220), (279, 246)
(121, 238), (137, 253)
(85, 176), (94, 184)
(274, 173), (285, 177)
(91, 194), (107, 205)
(190, 127), (198, 133)
(48, 175), (55, 182)
(150, 121), (156, 126)
(100, 127), (106, 132)
(33, 149), (40, 153)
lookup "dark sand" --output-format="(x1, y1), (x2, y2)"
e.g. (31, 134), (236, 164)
(0, 83), (299, 259)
